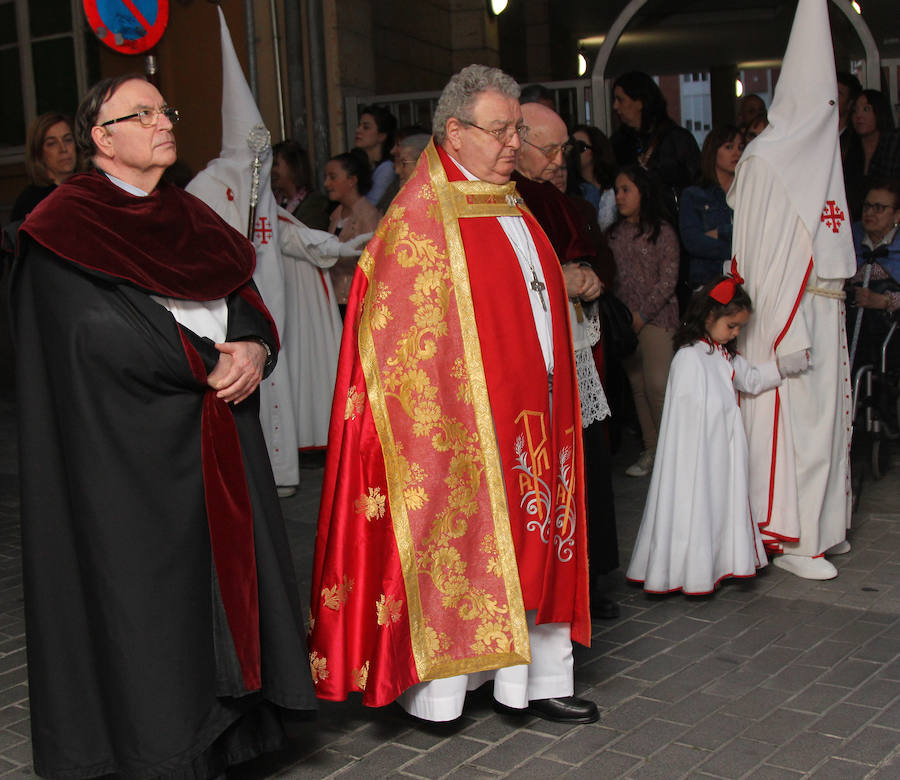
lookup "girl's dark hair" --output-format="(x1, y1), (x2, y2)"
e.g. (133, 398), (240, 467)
(609, 163), (667, 243)
(858, 89), (896, 133)
(612, 71), (669, 134)
(673, 275), (753, 355)
(358, 104), (397, 163)
(572, 124), (617, 190)
(699, 124), (742, 187)
(329, 148), (373, 195)
(273, 140), (312, 190)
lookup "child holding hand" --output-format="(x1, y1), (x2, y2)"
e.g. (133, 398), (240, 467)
(627, 271), (810, 594)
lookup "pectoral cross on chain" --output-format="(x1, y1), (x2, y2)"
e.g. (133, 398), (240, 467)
(530, 268), (547, 311)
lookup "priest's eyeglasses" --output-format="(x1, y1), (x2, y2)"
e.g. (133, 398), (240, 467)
(100, 106), (181, 128)
(862, 201), (893, 214)
(523, 138), (574, 160)
(460, 120), (529, 144)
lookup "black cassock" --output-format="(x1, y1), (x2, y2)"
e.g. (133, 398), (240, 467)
(11, 172), (315, 779)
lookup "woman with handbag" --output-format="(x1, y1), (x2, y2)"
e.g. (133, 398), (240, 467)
(608, 164), (680, 477)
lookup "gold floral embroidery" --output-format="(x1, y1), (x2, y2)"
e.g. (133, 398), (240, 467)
(355, 486), (386, 521)
(345, 386), (365, 420)
(321, 575), (355, 610)
(450, 358), (472, 405)
(306, 608), (315, 634)
(471, 618), (513, 655)
(424, 621), (452, 662)
(310, 651), (328, 684)
(481, 533), (501, 577)
(370, 281), (393, 331)
(353, 661), (370, 690)
(376, 594), (404, 625)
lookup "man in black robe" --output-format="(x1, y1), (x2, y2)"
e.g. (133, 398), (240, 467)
(11, 74), (315, 779)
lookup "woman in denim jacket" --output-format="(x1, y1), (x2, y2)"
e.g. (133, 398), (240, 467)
(679, 125), (744, 287)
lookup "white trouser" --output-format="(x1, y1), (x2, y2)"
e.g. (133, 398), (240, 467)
(396, 611), (573, 722)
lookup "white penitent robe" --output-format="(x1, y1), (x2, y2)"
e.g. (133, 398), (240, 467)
(627, 341), (782, 594)
(278, 210), (344, 449)
(733, 159), (853, 556)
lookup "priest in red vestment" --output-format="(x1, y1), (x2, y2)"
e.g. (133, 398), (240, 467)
(308, 65), (596, 724)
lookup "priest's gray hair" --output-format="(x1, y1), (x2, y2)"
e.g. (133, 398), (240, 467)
(433, 65), (521, 144)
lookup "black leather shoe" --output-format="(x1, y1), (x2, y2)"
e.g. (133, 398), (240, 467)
(527, 696), (599, 723)
(591, 595), (620, 620)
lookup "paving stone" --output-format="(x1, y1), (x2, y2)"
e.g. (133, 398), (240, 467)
(402, 737), (488, 779)
(594, 620), (658, 646)
(785, 683), (848, 714)
(854, 635), (899, 663)
(765, 730), (845, 772)
(659, 692), (728, 726)
(677, 713), (747, 751)
(763, 663), (834, 693)
(647, 616), (709, 642)
(775, 624), (841, 651)
(696, 736), (778, 778)
(616, 719), (695, 761)
(540, 725), (618, 764)
(440, 765), (496, 780)
(589, 674), (651, 708)
(624, 652), (690, 683)
(748, 766), (806, 780)
(796, 640), (856, 668)
(610, 636), (672, 663)
(819, 658), (882, 689)
(505, 756), (569, 778)
(624, 742), (709, 779)
(330, 744), (419, 778)
(469, 731), (555, 773)
(835, 724), (900, 765)
(664, 633), (729, 660)
(740, 708), (817, 746)
(807, 756), (873, 779)
(847, 676), (900, 709)
(602, 696), (664, 731)
(722, 688), (793, 720)
(702, 666), (770, 699)
(558, 750), (639, 778)
(873, 696), (900, 729)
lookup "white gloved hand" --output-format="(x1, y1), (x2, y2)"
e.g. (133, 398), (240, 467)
(777, 348), (812, 377)
(337, 232), (373, 259)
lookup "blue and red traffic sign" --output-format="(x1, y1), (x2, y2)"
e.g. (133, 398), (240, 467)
(83, 0), (169, 55)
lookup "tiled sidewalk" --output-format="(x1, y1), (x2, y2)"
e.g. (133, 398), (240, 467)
(0, 397), (898, 778)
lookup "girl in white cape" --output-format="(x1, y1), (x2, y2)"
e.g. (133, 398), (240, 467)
(627, 271), (810, 594)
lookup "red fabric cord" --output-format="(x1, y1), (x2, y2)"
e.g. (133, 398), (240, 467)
(179, 327), (261, 691)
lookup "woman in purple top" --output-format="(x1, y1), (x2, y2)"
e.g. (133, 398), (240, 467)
(608, 164), (680, 478)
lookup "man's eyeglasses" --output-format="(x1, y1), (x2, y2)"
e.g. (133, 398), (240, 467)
(523, 138), (573, 161)
(573, 140), (592, 154)
(862, 201), (895, 214)
(100, 106), (180, 128)
(460, 120), (529, 144)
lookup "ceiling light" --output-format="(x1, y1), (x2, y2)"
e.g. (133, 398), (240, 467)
(735, 79), (744, 98)
(489, 0), (508, 16)
(851, 2), (861, 14)
(578, 53), (587, 77)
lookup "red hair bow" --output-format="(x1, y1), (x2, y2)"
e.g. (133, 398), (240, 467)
(709, 257), (744, 304)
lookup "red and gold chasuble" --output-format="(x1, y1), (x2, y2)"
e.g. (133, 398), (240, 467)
(309, 141), (589, 707)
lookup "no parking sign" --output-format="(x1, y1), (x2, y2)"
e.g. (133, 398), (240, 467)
(83, 0), (169, 54)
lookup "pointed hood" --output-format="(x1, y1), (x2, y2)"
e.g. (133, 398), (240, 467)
(729, 0), (854, 279)
(185, 6), (284, 330)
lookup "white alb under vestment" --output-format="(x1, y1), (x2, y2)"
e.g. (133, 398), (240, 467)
(729, 0), (856, 558)
(278, 209), (343, 449)
(627, 341), (781, 594)
(397, 613), (572, 721)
